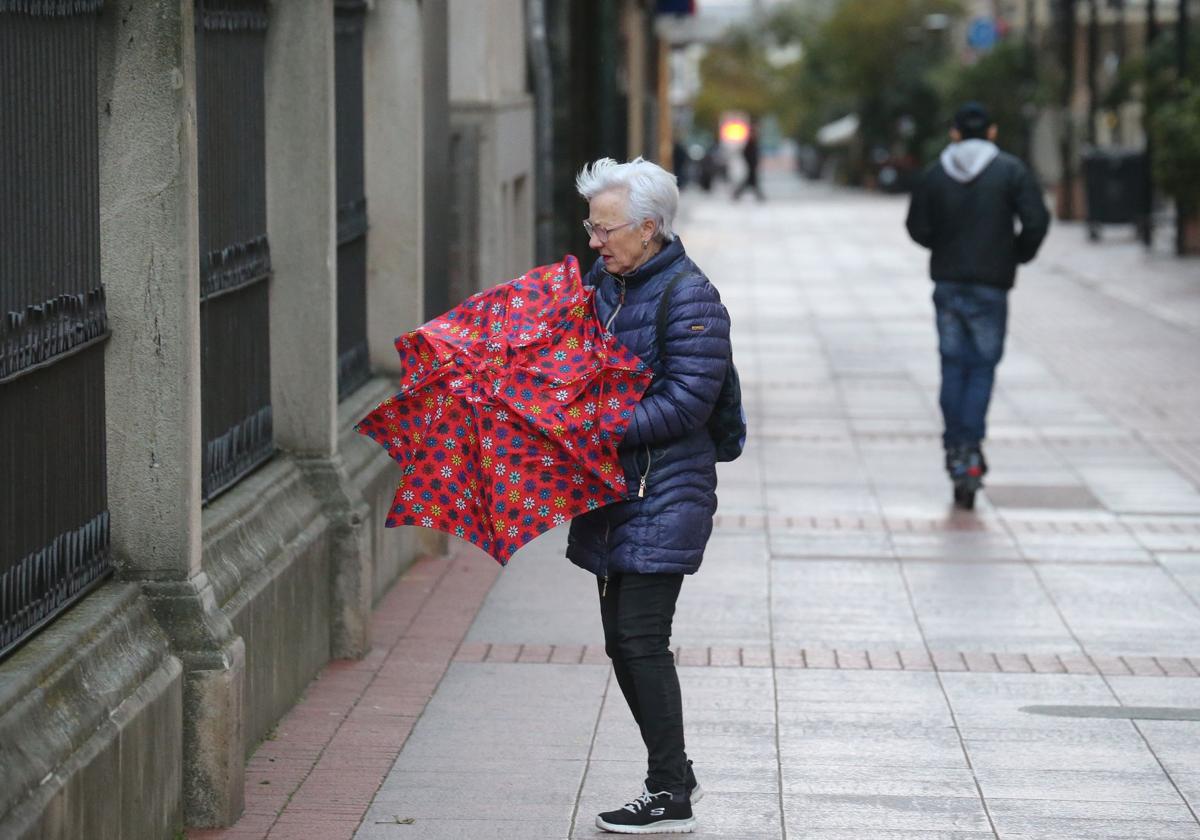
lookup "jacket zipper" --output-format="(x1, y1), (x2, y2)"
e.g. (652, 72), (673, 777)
(603, 276), (626, 332)
(637, 444), (652, 498)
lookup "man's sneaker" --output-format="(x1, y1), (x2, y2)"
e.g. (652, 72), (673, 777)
(596, 786), (696, 834)
(685, 760), (703, 805)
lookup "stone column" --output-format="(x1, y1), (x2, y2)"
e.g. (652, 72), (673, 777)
(363, 0), (425, 374)
(263, 0), (373, 659)
(265, 0), (338, 458)
(97, 0), (245, 827)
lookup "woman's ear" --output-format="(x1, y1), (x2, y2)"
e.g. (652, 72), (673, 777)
(640, 218), (658, 243)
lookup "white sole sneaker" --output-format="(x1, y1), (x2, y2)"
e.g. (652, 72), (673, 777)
(595, 815), (697, 834)
(689, 782), (704, 805)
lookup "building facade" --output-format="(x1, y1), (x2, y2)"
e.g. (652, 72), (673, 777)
(0, 0), (532, 837)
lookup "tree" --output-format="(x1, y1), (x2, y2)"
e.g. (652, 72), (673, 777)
(789, 0), (963, 182)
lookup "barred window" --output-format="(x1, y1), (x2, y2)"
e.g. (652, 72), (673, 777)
(0, 0), (111, 658)
(195, 0), (274, 501)
(335, 0), (370, 399)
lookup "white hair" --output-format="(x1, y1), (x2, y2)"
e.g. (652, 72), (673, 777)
(575, 157), (679, 242)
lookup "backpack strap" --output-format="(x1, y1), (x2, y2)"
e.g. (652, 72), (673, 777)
(653, 268), (689, 379)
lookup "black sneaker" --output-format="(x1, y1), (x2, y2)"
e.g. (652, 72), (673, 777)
(685, 760), (703, 804)
(596, 786), (696, 834)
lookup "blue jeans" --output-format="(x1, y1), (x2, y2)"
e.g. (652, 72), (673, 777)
(933, 282), (1008, 449)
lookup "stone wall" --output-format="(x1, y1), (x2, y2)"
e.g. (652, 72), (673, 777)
(0, 0), (456, 836)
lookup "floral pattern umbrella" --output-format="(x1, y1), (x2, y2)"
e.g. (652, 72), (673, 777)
(355, 256), (652, 564)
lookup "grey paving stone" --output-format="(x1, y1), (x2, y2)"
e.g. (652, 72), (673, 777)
(903, 563), (1078, 653)
(778, 832), (993, 840)
(1108, 675), (1200, 707)
(466, 531), (601, 646)
(369, 768), (580, 820)
(1159, 553), (1200, 605)
(984, 815), (1200, 840)
(782, 792), (991, 832)
(782, 765), (979, 799)
(1131, 720), (1200, 776)
(771, 561), (925, 648)
(972, 767), (1184, 803)
(356, 817), (569, 840)
(769, 530), (896, 559)
(1035, 565), (1200, 657)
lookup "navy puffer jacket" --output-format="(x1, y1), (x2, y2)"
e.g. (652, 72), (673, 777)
(566, 237), (731, 577)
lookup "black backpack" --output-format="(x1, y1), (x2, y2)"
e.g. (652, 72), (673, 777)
(655, 272), (746, 462)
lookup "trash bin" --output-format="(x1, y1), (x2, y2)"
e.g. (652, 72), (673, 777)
(1082, 148), (1150, 241)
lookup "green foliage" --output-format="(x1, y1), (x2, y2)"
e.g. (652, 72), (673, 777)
(693, 26), (777, 131)
(1150, 81), (1200, 210)
(933, 40), (1037, 159)
(781, 0), (964, 182)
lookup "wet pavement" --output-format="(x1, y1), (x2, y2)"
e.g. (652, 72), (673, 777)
(198, 177), (1200, 840)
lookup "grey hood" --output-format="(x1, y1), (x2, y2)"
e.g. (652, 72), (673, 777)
(940, 139), (999, 183)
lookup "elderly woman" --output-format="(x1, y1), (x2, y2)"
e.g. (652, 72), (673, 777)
(568, 157), (732, 835)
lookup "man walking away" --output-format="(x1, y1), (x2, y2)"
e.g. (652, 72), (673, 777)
(732, 123), (765, 202)
(905, 102), (1050, 509)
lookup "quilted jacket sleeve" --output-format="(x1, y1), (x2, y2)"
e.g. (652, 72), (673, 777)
(623, 276), (731, 447)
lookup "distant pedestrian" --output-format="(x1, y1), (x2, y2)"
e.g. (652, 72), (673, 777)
(573, 157), (735, 834)
(732, 123), (764, 202)
(905, 102), (1050, 509)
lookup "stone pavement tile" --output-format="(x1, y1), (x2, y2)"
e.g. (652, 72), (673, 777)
(760, 447), (869, 486)
(973, 768), (1185, 803)
(1108, 675), (1200, 707)
(1035, 565), (1200, 657)
(890, 532), (1023, 563)
(1077, 464), (1200, 516)
(985, 802), (1200, 840)
(939, 671), (1115, 715)
(782, 764), (978, 798)
(465, 530), (601, 646)
(1128, 519), (1200, 552)
(769, 530), (895, 559)
(1171, 773), (1200, 816)
(674, 535), (771, 647)
(778, 726), (968, 770)
(766, 484), (882, 517)
(778, 833), (992, 840)
(774, 669), (951, 726)
(679, 667), (777, 712)
(782, 793), (990, 833)
(368, 767), (581, 821)
(357, 818), (569, 840)
(268, 817), (357, 840)
(1159, 552), (1200, 604)
(902, 563), (1078, 654)
(963, 734), (1164, 774)
(549, 644), (584, 665)
(1130, 721), (1200, 776)
(770, 561), (925, 649)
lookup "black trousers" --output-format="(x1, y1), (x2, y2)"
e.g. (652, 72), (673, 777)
(597, 571), (688, 795)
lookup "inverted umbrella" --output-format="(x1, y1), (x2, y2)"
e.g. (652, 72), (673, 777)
(355, 256), (652, 564)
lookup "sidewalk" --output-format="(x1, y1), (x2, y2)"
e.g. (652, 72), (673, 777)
(196, 178), (1200, 840)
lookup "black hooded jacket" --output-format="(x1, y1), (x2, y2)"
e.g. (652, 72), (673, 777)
(906, 144), (1050, 290)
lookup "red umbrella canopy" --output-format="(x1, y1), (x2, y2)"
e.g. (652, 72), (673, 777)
(355, 255), (652, 564)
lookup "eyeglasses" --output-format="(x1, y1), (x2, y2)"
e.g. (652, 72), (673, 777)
(582, 219), (634, 244)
